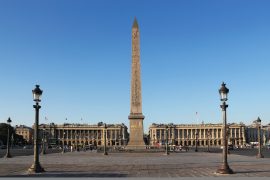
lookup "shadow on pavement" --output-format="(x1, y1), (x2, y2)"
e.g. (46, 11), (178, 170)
(1, 171), (129, 177)
(235, 170), (270, 174)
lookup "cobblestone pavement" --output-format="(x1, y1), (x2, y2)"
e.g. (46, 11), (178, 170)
(0, 151), (270, 177)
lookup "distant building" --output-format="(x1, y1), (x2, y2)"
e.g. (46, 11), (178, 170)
(39, 122), (128, 147)
(15, 125), (33, 144)
(246, 120), (270, 145)
(149, 123), (246, 147)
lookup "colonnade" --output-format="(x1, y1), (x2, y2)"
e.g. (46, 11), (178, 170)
(42, 124), (128, 147)
(149, 124), (246, 147)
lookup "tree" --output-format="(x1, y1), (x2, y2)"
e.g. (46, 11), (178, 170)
(0, 123), (11, 144)
(0, 123), (27, 146)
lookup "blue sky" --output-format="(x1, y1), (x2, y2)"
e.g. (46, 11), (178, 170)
(0, 0), (270, 132)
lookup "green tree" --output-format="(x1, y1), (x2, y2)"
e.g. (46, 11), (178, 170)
(0, 123), (11, 144)
(0, 123), (26, 146)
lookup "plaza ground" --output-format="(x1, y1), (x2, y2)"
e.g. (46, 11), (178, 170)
(0, 148), (270, 177)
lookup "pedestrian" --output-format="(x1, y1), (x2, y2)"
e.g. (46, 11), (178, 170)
(71, 145), (73, 152)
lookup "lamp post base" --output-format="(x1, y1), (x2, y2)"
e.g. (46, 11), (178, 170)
(28, 163), (45, 173)
(5, 153), (12, 158)
(216, 164), (233, 174)
(256, 153), (264, 158)
(195, 149), (198, 152)
(104, 152), (108, 155)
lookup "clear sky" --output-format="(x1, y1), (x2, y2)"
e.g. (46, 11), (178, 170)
(0, 0), (270, 132)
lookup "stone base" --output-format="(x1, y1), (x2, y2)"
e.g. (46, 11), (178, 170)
(5, 153), (12, 158)
(28, 162), (45, 174)
(256, 153), (264, 158)
(216, 164), (234, 174)
(128, 113), (145, 150)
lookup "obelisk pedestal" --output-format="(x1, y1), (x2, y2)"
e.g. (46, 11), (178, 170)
(128, 114), (145, 149)
(127, 18), (146, 149)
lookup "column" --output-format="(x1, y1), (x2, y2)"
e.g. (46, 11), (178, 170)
(242, 127), (246, 144)
(88, 130), (90, 144)
(58, 129), (60, 140)
(102, 129), (105, 145)
(71, 129), (73, 144)
(238, 128), (241, 145)
(211, 128), (216, 145)
(172, 128), (175, 145)
(110, 129), (112, 146)
(204, 129), (206, 145)
(234, 128), (236, 145)
(150, 129), (152, 145)
(182, 129), (184, 143)
(220, 128), (223, 145)
(115, 129), (117, 145)
(67, 129), (69, 145)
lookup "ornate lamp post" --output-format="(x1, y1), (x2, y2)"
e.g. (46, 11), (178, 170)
(165, 126), (169, 155)
(11, 133), (14, 149)
(216, 82), (233, 174)
(104, 123), (108, 155)
(5, 117), (12, 158)
(28, 85), (45, 173)
(207, 130), (211, 152)
(195, 130), (198, 152)
(42, 125), (46, 155)
(256, 117), (264, 158)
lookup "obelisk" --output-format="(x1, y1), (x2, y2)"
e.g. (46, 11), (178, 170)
(127, 18), (145, 148)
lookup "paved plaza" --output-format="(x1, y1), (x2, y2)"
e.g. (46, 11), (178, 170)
(0, 149), (270, 177)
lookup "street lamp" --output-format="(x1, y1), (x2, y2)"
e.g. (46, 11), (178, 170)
(195, 130), (198, 152)
(256, 117), (264, 158)
(207, 130), (211, 152)
(5, 117), (12, 158)
(165, 126), (169, 155)
(104, 123), (108, 155)
(28, 85), (45, 173)
(216, 82), (233, 174)
(42, 125), (46, 155)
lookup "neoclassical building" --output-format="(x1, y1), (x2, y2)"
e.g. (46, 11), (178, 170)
(149, 123), (246, 147)
(15, 125), (33, 144)
(245, 120), (270, 145)
(39, 122), (128, 147)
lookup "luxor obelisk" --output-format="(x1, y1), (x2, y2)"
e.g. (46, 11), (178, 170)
(128, 18), (145, 148)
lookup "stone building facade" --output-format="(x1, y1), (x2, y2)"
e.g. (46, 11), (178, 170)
(39, 122), (128, 147)
(149, 123), (246, 147)
(15, 125), (33, 144)
(245, 121), (270, 145)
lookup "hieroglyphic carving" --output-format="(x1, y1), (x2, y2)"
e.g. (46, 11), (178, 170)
(131, 22), (142, 114)
(128, 18), (145, 148)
